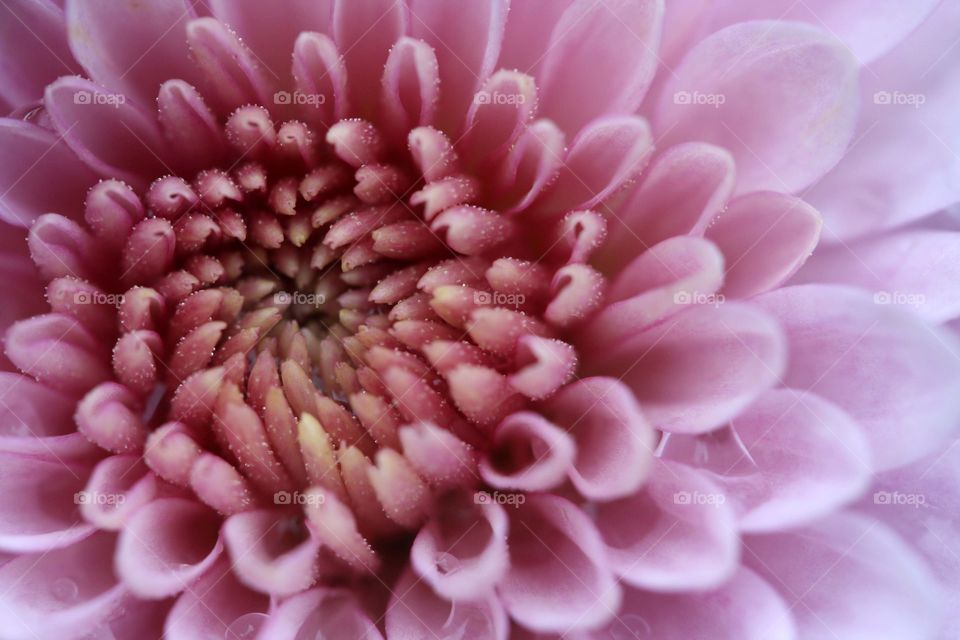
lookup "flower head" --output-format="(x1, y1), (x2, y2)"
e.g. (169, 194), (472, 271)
(1, 1), (959, 639)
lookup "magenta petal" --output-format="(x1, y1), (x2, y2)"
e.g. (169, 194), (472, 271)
(116, 498), (223, 598)
(44, 76), (167, 187)
(536, 0), (663, 133)
(387, 565), (507, 640)
(407, 0), (509, 134)
(755, 285), (960, 470)
(260, 587), (384, 640)
(585, 568), (796, 640)
(222, 509), (322, 596)
(165, 556), (269, 640)
(706, 191), (822, 298)
(597, 459), (738, 591)
(657, 21), (858, 194)
(66, 0), (200, 108)
(746, 513), (944, 640)
(0, 532), (127, 639)
(600, 302), (786, 433)
(0, 0), (79, 110)
(0, 119), (97, 227)
(543, 377), (655, 501)
(0, 451), (93, 552)
(411, 492), (509, 600)
(499, 495), (621, 633)
(380, 36), (440, 139)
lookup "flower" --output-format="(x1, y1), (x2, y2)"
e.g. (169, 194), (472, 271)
(0, 1), (959, 639)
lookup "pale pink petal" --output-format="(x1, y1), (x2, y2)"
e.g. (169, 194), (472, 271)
(542, 377), (655, 501)
(66, 0), (200, 107)
(116, 497), (223, 598)
(380, 37), (440, 139)
(493, 119), (565, 215)
(499, 495), (621, 633)
(259, 588), (384, 640)
(596, 302), (786, 433)
(596, 459), (738, 591)
(755, 285), (960, 470)
(0, 372), (96, 458)
(479, 411), (575, 492)
(387, 565), (508, 640)
(746, 512), (944, 640)
(536, 0), (663, 133)
(0, 119), (97, 227)
(80, 455), (158, 531)
(656, 21), (858, 194)
(705, 191), (822, 298)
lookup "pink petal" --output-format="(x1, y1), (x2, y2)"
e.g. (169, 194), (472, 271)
(44, 76), (166, 187)
(0, 372), (95, 458)
(222, 509), (322, 596)
(596, 302), (786, 433)
(407, 0), (509, 134)
(165, 556), (269, 640)
(755, 285), (960, 470)
(0, 451), (94, 552)
(494, 119), (565, 215)
(0, 0), (79, 110)
(66, 0), (200, 108)
(380, 37), (440, 138)
(461, 70), (538, 168)
(479, 411), (575, 492)
(596, 459), (738, 591)
(0, 532), (128, 639)
(387, 565), (508, 640)
(259, 588), (384, 640)
(411, 491), (509, 600)
(746, 512), (944, 640)
(542, 377), (655, 501)
(705, 191), (822, 298)
(583, 568), (796, 640)
(292, 32), (349, 129)
(116, 497), (223, 598)
(80, 454), (158, 531)
(0, 119), (97, 227)
(534, 116), (652, 215)
(499, 495), (621, 633)
(656, 21), (858, 194)
(536, 0), (663, 133)
(795, 229), (960, 324)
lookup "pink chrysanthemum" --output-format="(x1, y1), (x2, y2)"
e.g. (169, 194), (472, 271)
(1, 1), (960, 639)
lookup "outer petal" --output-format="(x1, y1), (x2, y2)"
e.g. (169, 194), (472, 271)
(66, 0), (200, 107)
(596, 302), (786, 433)
(755, 285), (960, 470)
(745, 512), (944, 640)
(656, 21), (858, 194)
(0, 119), (97, 227)
(536, 0), (663, 133)
(259, 588), (384, 640)
(387, 566), (507, 640)
(0, 372), (96, 458)
(499, 495), (621, 633)
(596, 459), (739, 591)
